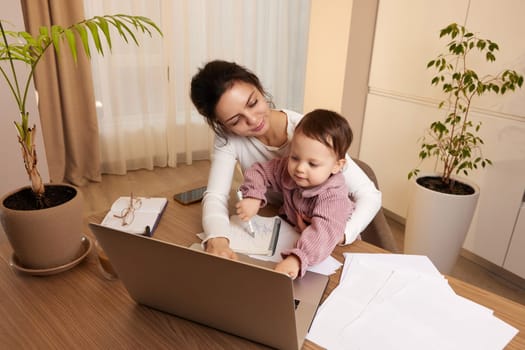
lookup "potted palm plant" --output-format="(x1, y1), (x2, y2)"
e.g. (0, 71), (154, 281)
(405, 23), (523, 273)
(0, 15), (161, 273)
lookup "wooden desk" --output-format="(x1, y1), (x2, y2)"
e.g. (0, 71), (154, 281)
(0, 196), (524, 349)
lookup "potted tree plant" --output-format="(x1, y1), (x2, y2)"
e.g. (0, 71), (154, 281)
(405, 23), (523, 274)
(0, 15), (161, 274)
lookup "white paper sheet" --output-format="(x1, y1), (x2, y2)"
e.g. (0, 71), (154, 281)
(307, 253), (518, 350)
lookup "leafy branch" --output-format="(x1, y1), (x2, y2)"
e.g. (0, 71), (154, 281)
(0, 14), (162, 200)
(408, 23), (523, 190)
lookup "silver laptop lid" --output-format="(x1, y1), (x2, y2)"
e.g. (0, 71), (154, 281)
(89, 223), (327, 350)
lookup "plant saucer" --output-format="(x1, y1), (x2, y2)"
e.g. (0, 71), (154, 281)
(9, 236), (92, 276)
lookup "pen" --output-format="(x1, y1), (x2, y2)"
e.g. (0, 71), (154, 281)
(236, 190), (256, 237)
(269, 218), (281, 256)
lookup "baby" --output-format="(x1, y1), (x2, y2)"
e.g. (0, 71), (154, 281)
(237, 109), (355, 278)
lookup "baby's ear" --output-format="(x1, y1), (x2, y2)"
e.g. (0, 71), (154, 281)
(332, 158), (346, 174)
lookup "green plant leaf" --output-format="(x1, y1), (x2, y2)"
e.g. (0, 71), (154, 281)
(86, 21), (103, 55)
(488, 42), (499, 51)
(477, 40), (486, 50)
(105, 17), (128, 43)
(94, 16), (112, 50)
(73, 24), (91, 58)
(64, 28), (77, 63)
(112, 15), (140, 45)
(51, 25), (62, 55)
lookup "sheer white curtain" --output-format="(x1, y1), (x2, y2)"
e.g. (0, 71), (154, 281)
(84, 0), (311, 174)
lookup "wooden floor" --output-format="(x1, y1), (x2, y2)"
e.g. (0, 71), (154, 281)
(78, 160), (525, 306)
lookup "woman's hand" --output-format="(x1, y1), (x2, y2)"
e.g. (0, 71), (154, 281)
(275, 255), (301, 280)
(205, 237), (238, 260)
(236, 198), (261, 221)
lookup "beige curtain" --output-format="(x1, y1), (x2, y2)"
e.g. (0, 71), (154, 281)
(21, 0), (101, 186)
(84, 0), (310, 174)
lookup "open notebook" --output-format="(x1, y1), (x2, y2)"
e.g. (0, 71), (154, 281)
(101, 196), (167, 236)
(198, 215), (299, 256)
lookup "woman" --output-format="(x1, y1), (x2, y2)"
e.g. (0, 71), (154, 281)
(190, 60), (381, 259)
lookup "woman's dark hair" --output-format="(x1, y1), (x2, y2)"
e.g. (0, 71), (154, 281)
(190, 60), (272, 138)
(295, 109), (353, 159)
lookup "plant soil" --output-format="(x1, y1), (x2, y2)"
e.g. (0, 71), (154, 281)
(3, 185), (77, 210)
(417, 176), (475, 195)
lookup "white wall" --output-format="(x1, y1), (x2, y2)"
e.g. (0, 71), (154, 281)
(1, 0), (49, 237)
(303, 0), (353, 114)
(303, 0), (379, 158)
(359, 0), (525, 266)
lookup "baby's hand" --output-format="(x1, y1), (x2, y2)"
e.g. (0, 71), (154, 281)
(236, 198), (261, 221)
(275, 255), (301, 279)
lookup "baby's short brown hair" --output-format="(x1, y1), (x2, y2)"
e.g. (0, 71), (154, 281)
(295, 109), (353, 159)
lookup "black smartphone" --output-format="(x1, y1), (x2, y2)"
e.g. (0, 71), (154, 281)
(173, 186), (207, 205)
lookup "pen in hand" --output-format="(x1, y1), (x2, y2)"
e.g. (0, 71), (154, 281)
(236, 190), (256, 237)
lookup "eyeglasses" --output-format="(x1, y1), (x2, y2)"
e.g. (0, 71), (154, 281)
(113, 193), (142, 226)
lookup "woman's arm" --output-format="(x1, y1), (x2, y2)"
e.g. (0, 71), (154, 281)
(341, 157), (382, 244)
(201, 141), (238, 257)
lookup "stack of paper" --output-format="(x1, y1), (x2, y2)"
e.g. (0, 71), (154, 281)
(307, 253), (518, 350)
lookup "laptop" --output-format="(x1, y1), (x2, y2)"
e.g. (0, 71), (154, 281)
(89, 223), (329, 350)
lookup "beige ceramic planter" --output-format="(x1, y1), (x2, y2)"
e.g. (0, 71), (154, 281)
(404, 174), (480, 274)
(0, 184), (84, 270)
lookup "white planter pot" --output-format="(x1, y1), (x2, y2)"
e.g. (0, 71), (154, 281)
(404, 174), (480, 274)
